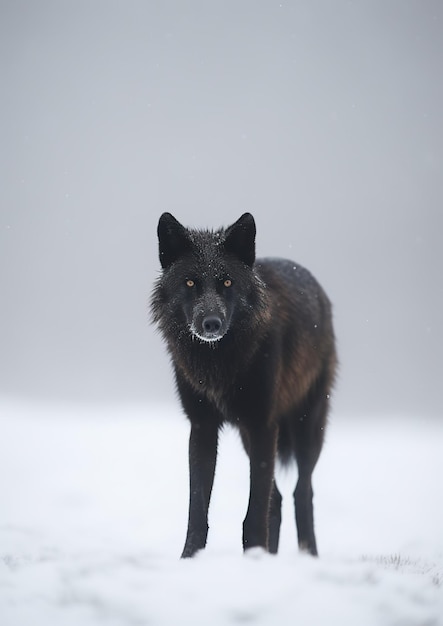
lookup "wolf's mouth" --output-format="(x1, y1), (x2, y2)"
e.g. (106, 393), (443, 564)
(189, 326), (224, 344)
(189, 324), (225, 343)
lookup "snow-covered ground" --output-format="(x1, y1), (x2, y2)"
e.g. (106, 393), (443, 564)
(0, 400), (442, 625)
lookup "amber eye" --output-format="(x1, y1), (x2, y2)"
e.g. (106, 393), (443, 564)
(186, 280), (195, 288)
(223, 279), (232, 288)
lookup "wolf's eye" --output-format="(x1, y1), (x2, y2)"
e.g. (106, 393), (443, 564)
(186, 280), (195, 288)
(223, 279), (232, 288)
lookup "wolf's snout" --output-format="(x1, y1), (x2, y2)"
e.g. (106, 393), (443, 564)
(202, 316), (222, 335)
(190, 310), (227, 343)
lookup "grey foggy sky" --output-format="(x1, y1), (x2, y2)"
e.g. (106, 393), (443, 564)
(1, 1), (442, 417)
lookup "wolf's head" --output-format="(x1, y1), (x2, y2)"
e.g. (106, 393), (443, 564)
(152, 213), (262, 345)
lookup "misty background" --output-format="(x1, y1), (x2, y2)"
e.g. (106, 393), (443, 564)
(1, 0), (442, 418)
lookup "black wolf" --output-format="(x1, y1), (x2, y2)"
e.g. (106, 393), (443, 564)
(151, 213), (337, 558)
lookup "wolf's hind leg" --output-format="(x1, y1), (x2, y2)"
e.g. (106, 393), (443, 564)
(291, 385), (329, 556)
(268, 481), (282, 554)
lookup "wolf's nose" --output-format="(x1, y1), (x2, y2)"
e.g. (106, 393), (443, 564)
(203, 316), (222, 334)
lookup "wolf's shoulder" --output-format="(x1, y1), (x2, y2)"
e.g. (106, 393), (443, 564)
(254, 257), (331, 324)
(254, 257), (314, 286)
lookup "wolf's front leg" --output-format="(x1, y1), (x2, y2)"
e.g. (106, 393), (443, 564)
(181, 420), (219, 558)
(241, 424), (278, 552)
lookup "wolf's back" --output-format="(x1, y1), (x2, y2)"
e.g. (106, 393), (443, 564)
(253, 257), (336, 416)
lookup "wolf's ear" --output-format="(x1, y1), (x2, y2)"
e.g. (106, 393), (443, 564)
(224, 213), (256, 267)
(157, 213), (190, 269)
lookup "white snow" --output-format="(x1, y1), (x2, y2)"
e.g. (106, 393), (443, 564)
(0, 400), (442, 625)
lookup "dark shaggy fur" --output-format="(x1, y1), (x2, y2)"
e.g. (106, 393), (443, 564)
(151, 213), (337, 557)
